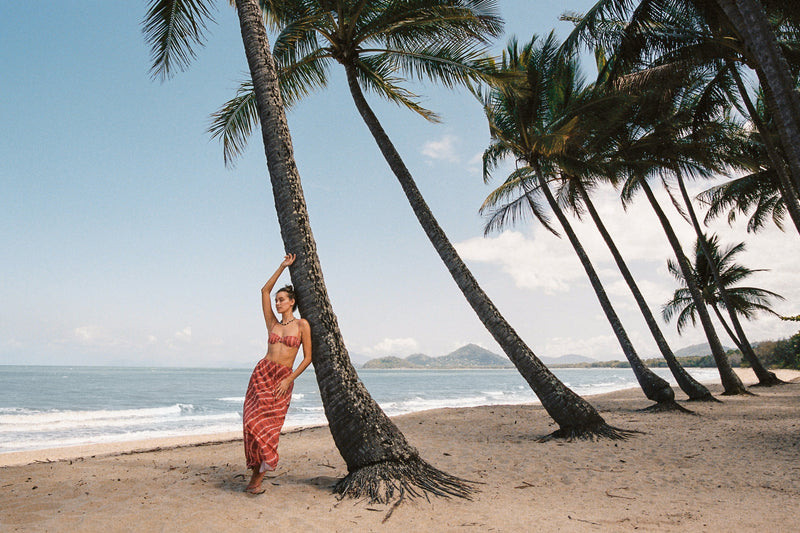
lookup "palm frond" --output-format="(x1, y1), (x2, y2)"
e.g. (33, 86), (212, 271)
(208, 80), (258, 166)
(143, 0), (216, 81)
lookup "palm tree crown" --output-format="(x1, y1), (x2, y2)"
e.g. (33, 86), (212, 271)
(211, 0), (502, 163)
(663, 233), (785, 332)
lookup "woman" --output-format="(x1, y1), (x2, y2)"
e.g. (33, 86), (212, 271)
(243, 254), (312, 494)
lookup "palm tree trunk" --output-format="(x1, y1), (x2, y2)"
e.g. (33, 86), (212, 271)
(537, 177), (676, 406)
(727, 60), (800, 235)
(342, 62), (628, 439)
(575, 181), (715, 401)
(639, 179), (748, 394)
(715, 0), (800, 195)
(674, 172), (782, 386)
(234, 0), (474, 502)
(710, 301), (745, 353)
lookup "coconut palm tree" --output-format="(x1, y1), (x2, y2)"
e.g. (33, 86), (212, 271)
(606, 78), (749, 395)
(143, 0), (474, 502)
(552, 51), (715, 402)
(664, 233), (786, 366)
(561, 0), (800, 235)
(714, 0), (800, 194)
(212, 0), (630, 440)
(699, 85), (799, 233)
(673, 169), (784, 385)
(568, 174), (716, 401)
(479, 34), (681, 409)
(562, 0), (800, 216)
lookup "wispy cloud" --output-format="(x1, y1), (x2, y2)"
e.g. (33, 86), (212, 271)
(421, 135), (460, 163)
(363, 337), (419, 356)
(456, 230), (585, 293)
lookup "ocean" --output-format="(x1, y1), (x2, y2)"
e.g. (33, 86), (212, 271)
(0, 365), (720, 454)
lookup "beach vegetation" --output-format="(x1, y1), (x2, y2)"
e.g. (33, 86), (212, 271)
(562, 4), (778, 395)
(560, 0), (795, 387)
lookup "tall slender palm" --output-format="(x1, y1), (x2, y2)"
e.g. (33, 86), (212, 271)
(213, 1), (630, 440)
(480, 34), (680, 409)
(563, 0), (800, 219)
(569, 177), (715, 401)
(674, 169), (783, 385)
(664, 233), (786, 368)
(715, 0), (800, 195)
(608, 80), (749, 395)
(561, 0), (800, 235)
(557, 51), (715, 401)
(143, 0), (474, 502)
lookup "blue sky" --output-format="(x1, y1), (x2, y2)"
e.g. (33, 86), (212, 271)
(2, 1), (798, 367)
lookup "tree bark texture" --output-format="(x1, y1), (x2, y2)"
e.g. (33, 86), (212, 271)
(234, 0), (473, 502)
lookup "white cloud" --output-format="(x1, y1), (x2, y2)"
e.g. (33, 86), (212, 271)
(421, 134), (459, 163)
(174, 327), (192, 342)
(70, 325), (122, 348)
(363, 337), (420, 356)
(456, 230), (584, 293)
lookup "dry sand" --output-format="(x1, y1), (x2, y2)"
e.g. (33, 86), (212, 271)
(2, 369), (799, 532)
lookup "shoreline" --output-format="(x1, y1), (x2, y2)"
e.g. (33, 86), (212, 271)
(2, 368), (799, 531)
(3, 367), (796, 469)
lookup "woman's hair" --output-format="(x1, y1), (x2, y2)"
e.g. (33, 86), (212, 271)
(276, 285), (298, 312)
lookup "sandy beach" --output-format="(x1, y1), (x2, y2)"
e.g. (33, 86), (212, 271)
(2, 368), (799, 532)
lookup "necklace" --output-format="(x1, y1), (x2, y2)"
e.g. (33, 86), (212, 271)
(280, 318), (296, 326)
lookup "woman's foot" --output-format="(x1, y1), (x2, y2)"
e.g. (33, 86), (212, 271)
(245, 467), (266, 494)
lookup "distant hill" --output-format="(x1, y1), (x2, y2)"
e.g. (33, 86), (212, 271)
(541, 353), (597, 366)
(362, 344), (513, 369)
(673, 343), (733, 358)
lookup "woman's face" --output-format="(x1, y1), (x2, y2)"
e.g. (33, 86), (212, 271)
(275, 291), (295, 314)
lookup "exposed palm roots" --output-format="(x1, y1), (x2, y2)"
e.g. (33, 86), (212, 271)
(639, 401), (695, 414)
(687, 392), (722, 403)
(334, 459), (476, 504)
(751, 375), (786, 387)
(539, 423), (640, 442)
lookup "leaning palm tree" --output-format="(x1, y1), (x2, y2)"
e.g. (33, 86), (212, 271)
(562, 0), (800, 228)
(213, 0), (630, 440)
(551, 50), (714, 402)
(561, 0), (800, 234)
(608, 79), (749, 395)
(663, 233), (785, 380)
(479, 34), (681, 410)
(144, 0), (474, 502)
(714, 0), (800, 194)
(562, 0), (793, 386)
(673, 166), (783, 385)
(700, 86), (799, 234)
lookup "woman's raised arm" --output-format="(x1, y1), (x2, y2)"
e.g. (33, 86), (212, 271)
(261, 254), (295, 330)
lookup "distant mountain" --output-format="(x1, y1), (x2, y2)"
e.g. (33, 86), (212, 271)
(673, 342), (733, 358)
(362, 344), (513, 369)
(540, 353), (597, 366)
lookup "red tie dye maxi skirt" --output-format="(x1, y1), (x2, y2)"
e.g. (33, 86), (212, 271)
(243, 359), (294, 472)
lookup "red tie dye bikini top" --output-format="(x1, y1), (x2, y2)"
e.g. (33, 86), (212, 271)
(269, 330), (301, 348)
